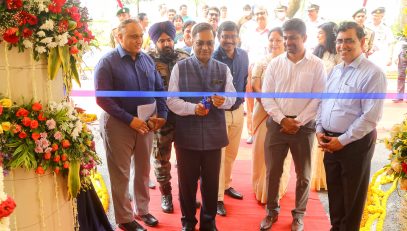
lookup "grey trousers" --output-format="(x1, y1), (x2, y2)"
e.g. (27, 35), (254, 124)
(264, 118), (315, 219)
(100, 112), (153, 224)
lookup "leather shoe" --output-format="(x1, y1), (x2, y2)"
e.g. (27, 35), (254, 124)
(291, 218), (304, 231)
(216, 201), (226, 216)
(161, 194), (174, 213)
(260, 213), (278, 230)
(136, 213), (158, 227)
(118, 220), (146, 231)
(225, 187), (243, 200)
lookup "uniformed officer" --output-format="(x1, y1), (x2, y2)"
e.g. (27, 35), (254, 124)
(110, 7), (131, 48)
(147, 21), (190, 213)
(352, 8), (375, 56)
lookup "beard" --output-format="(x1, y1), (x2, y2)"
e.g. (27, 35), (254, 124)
(158, 46), (177, 62)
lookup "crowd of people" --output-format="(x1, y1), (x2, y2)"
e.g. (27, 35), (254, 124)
(95, 2), (404, 231)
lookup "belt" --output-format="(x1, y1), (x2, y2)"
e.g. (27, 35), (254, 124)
(324, 130), (343, 137)
(285, 115), (297, 119)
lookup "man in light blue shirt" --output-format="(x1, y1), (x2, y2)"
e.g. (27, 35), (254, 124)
(316, 21), (387, 231)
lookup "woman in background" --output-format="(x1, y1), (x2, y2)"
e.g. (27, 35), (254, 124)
(251, 27), (291, 203)
(311, 22), (341, 191)
(173, 15), (184, 44)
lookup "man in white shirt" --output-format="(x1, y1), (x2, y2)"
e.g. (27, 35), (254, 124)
(259, 18), (326, 231)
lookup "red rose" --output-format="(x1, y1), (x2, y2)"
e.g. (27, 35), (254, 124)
(0, 196), (16, 218)
(3, 27), (19, 44)
(35, 166), (45, 175)
(70, 46), (79, 54)
(58, 20), (68, 33)
(26, 13), (38, 25)
(31, 132), (40, 141)
(63, 161), (69, 169)
(51, 143), (58, 152)
(22, 28), (33, 38)
(16, 108), (29, 117)
(44, 152), (51, 160)
(61, 153), (68, 161)
(53, 154), (60, 162)
(30, 120), (38, 129)
(18, 131), (27, 139)
(31, 102), (42, 111)
(54, 167), (60, 174)
(61, 139), (70, 148)
(21, 117), (31, 127)
(402, 163), (407, 174)
(0, 105), (3, 115)
(6, 0), (23, 10)
(38, 112), (47, 121)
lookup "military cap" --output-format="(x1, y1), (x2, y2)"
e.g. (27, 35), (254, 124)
(307, 3), (320, 11)
(371, 7), (385, 14)
(352, 8), (367, 18)
(275, 4), (288, 12)
(116, 7), (130, 16)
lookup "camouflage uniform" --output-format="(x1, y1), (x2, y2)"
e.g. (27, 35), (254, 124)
(363, 26), (375, 55)
(148, 49), (190, 196)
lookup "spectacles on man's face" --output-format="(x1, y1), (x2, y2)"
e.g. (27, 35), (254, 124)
(221, 34), (237, 40)
(336, 38), (356, 45)
(255, 11), (266, 16)
(195, 40), (215, 47)
(208, 12), (219, 17)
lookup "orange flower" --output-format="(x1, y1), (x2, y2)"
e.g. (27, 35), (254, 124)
(35, 166), (45, 175)
(31, 102), (42, 111)
(31, 132), (40, 141)
(18, 131), (27, 139)
(53, 154), (60, 162)
(38, 112), (47, 121)
(63, 161), (69, 169)
(51, 143), (58, 152)
(62, 139), (70, 148)
(44, 152), (51, 160)
(61, 153), (68, 161)
(54, 167), (60, 174)
(30, 119), (39, 129)
(21, 117), (31, 127)
(16, 108), (29, 117)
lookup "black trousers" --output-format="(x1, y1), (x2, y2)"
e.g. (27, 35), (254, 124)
(324, 130), (377, 231)
(175, 146), (221, 231)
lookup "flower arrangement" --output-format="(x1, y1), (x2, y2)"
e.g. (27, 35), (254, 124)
(0, 165), (16, 231)
(0, 97), (100, 198)
(0, 0), (95, 93)
(383, 116), (407, 189)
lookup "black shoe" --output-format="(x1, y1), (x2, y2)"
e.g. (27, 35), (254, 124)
(182, 226), (195, 231)
(136, 213), (158, 227)
(291, 218), (304, 231)
(118, 221), (146, 231)
(195, 200), (201, 209)
(393, 99), (403, 103)
(225, 187), (243, 200)
(260, 213), (278, 230)
(199, 227), (218, 231)
(161, 194), (174, 213)
(216, 201), (226, 216)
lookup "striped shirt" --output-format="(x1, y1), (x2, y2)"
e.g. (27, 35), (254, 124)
(316, 54), (387, 146)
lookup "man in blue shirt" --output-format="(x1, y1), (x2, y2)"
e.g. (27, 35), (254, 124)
(212, 21), (249, 216)
(316, 21), (387, 231)
(95, 19), (167, 231)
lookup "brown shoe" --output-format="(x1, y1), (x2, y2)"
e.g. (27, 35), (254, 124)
(291, 218), (304, 231)
(260, 213), (278, 230)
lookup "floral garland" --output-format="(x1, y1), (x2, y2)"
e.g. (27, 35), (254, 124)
(90, 172), (109, 212)
(0, 0), (95, 93)
(0, 165), (16, 231)
(360, 168), (399, 231)
(0, 97), (100, 198)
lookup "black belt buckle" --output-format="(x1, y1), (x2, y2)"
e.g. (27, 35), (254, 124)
(285, 115), (297, 119)
(325, 131), (342, 137)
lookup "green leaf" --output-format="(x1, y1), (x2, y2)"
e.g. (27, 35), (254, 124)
(48, 48), (62, 80)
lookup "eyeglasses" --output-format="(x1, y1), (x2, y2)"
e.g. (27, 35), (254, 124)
(208, 13), (219, 17)
(221, 34), (237, 40)
(336, 38), (356, 45)
(255, 11), (266, 16)
(195, 40), (215, 47)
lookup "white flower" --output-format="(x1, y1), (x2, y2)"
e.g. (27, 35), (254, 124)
(39, 19), (54, 31)
(46, 42), (58, 48)
(40, 37), (53, 44)
(35, 46), (47, 54)
(23, 40), (33, 48)
(56, 33), (69, 46)
(37, 31), (46, 37)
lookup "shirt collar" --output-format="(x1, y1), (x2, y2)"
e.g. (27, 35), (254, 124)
(341, 53), (364, 69)
(117, 45), (143, 59)
(192, 55), (214, 68)
(283, 49), (313, 62)
(217, 47), (240, 60)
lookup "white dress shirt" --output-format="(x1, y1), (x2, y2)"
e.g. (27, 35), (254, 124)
(167, 59), (236, 116)
(261, 50), (326, 125)
(316, 54), (387, 146)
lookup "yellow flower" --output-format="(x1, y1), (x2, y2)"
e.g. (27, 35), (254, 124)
(0, 98), (12, 107)
(1, 122), (11, 131)
(0, 126), (3, 134)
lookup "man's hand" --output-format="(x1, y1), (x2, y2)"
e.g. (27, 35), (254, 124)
(130, 117), (150, 135)
(320, 136), (344, 153)
(195, 103), (209, 116)
(211, 95), (225, 108)
(280, 118), (300, 134)
(148, 116), (166, 131)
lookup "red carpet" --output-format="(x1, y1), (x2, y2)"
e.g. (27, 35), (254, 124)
(117, 159), (330, 231)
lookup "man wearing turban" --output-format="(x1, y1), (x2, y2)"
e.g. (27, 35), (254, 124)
(147, 21), (190, 213)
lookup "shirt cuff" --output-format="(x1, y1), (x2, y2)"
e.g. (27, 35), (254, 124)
(273, 113), (286, 125)
(338, 134), (351, 146)
(188, 103), (197, 115)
